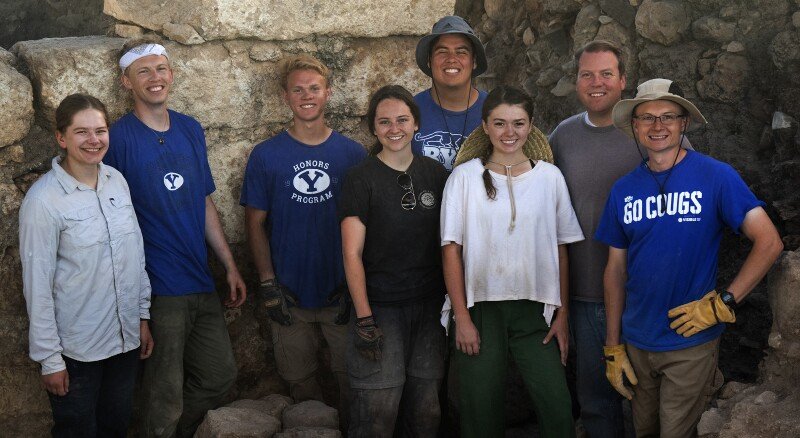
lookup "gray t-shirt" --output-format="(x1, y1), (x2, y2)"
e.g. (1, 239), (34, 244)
(549, 113), (643, 302)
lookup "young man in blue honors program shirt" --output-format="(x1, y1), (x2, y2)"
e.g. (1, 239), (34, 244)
(596, 78), (783, 437)
(240, 55), (365, 431)
(105, 36), (247, 438)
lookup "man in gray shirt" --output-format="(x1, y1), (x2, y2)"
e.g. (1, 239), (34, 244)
(548, 40), (639, 438)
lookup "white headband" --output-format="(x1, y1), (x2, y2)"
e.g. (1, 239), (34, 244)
(119, 43), (169, 72)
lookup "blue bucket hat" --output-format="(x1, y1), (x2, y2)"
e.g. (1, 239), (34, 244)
(415, 16), (487, 78)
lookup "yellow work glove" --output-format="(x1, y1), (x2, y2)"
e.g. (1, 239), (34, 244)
(603, 344), (638, 400)
(668, 290), (735, 338)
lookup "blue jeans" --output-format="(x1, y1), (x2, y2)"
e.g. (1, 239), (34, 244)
(570, 301), (625, 438)
(48, 348), (140, 438)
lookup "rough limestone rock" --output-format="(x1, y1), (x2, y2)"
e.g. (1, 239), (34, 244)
(103, 0), (455, 41)
(12, 36), (128, 130)
(767, 251), (800, 355)
(281, 400), (338, 430)
(635, 0), (690, 46)
(275, 427), (342, 438)
(572, 4), (601, 52)
(697, 407), (724, 437)
(692, 16), (736, 43)
(227, 394), (293, 418)
(194, 406), (282, 438)
(0, 49), (33, 147)
(696, 53), (750, 103)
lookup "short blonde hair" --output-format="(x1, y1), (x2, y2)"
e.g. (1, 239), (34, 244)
(278, 55), (330, 90)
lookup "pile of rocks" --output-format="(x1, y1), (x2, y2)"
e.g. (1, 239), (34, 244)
(195, 395), (341, 438)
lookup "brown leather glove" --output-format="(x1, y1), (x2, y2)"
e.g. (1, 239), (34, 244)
(668, 290), (735, 338)
(354, 315), (383, 361)
(603, 344), (638, 400)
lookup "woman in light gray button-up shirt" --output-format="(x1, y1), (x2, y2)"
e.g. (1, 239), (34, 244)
(19, 93), (153, 437)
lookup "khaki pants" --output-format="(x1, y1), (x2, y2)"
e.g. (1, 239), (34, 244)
(270, 305), (349, 425)
(141, 293), (237, 438)
(626, 338), (723, 438)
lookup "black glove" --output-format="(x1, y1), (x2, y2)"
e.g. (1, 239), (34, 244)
(257, 278), (297, 326)
(355, 315), (383, 361)
(327, 283), (351, 325)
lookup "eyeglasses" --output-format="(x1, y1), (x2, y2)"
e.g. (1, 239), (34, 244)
(397, 172), (416, 210)
(633, 113), (686, 126)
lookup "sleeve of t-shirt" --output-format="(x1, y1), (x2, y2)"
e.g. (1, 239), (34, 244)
(553, 168), (585, 245)
(104, 125), (124, 171)
(440, 168), (465, 245)
(595, 190), (629, 249)
(716, 163), (765, 234)
(239, 146), (271, 212)
(338, 168), (370, 226)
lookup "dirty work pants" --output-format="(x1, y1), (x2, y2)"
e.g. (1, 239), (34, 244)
(48, 348), (140, 438)
(348, 297), (446, 438)
(626, 338), (722, 438)
(141, 293), (237, 438)
(571, 300), (626, 438)
(269, 305), (349, 429)
(456, 300), (575, 438)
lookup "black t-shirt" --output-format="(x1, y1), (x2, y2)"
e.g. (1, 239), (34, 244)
(338, 155), (448, 305)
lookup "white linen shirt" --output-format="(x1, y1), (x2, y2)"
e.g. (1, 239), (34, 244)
(19, 157), (151, 375)
(440, 159), (584, 328)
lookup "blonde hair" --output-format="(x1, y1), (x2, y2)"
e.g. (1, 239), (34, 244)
(278, 55), (330, 90)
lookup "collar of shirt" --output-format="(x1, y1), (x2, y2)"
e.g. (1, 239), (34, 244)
(51, 156), (112, 194)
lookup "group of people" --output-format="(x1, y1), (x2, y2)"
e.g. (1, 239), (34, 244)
(18, 13), (783, 438)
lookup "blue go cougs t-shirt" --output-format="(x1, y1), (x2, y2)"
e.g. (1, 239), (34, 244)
(412, 88), (487, 171)
(240, 130), (365, 309)
(595, 150), (764, 352)
(106, 110), (216, 297)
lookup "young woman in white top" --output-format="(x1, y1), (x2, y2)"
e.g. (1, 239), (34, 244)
(440, 85), (584, 438)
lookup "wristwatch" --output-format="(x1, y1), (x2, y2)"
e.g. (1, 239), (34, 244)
(719, 290), (737, 310)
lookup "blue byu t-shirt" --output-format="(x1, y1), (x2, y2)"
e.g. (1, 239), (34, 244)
(106, 110), (216, 296)
(412, 88), (487, 171)
(240, 130), (365, 308)
(595, 150), (763, 352)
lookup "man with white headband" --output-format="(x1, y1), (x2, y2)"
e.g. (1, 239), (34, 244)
(595, 78), (782, 436)
(105, 36), (246, 437)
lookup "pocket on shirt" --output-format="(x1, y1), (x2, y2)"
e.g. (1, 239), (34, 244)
(106, 198), (139, 236)
(62, 207), (106, 249)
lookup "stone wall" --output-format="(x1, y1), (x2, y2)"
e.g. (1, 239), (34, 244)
(0, 1), (451, 434)
(0, 0), (112, 49)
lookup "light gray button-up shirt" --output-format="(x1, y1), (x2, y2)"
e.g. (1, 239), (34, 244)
(19, 157), (151, 375)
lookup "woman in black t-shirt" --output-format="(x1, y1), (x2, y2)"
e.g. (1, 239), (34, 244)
(339, 85), (448, 438)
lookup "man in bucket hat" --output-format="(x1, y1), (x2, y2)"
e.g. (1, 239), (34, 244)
(413, 15), (488, 171)
(595, 78), (783, 437)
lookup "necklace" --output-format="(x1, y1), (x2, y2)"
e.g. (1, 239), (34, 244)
(135, 110), (169, 144)
(432, 83), (472, 164)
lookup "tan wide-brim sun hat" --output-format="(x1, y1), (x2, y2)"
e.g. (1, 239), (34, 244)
(612, 78), (708, 138)
(453, 123), (554, 168)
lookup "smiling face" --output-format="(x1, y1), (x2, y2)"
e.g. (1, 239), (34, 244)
(283, 69), (331, 123)
(576, 50), (626, 126)
(57, 108), (109, 170)
(121, 54), (173, 107)
(632, 99), (689, 155)
(483, 104), (532, 160)
(429, 34), (475, 90)
(373, 98), (418, 154)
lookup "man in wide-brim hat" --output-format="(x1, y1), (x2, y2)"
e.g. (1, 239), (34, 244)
(595, 78), (783, 437)
(411, 15), (488, 171)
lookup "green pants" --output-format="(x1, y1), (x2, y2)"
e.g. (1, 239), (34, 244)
(141, 293), (237, 438)
(455, 300), (574, 438)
